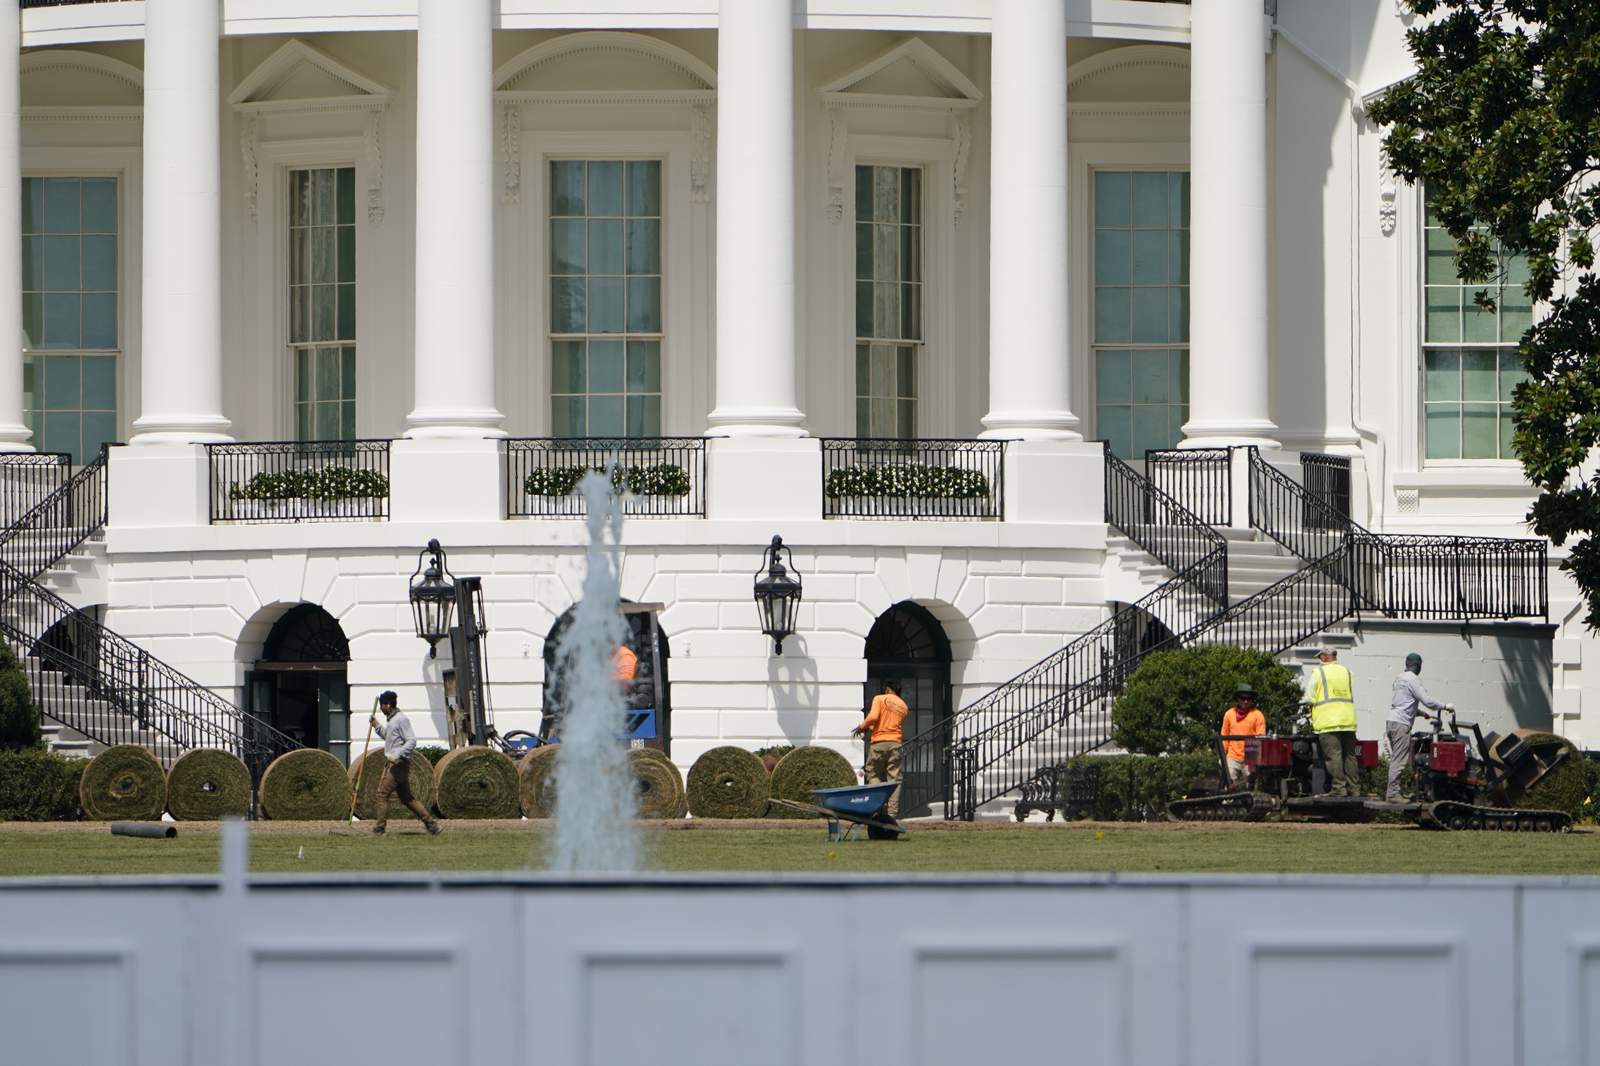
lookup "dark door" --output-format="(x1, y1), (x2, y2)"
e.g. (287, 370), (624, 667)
(864, 603), (952, 818)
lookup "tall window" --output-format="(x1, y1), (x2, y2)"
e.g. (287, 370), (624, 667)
(22, 176), (118, 464)
(854, 165), (921, 439)
(288, 167), (356, 441)
(1422, 188), (1531, 460)
(1093, 170), (1189, 457)
(549, 159), (662, 438)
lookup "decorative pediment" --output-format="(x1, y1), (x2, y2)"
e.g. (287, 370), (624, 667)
(229, 39), (390, 114)
(818, 38), (983, 109)
(1066, 45), (1189, 105)
(21, 50), (142, 120)
(229, 41), (391, 227)
(494, 32), (717, 98)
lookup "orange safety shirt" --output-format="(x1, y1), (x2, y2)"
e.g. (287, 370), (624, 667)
(612, 645), (638, 682)
(1220, 706), (1266, 762)
(861, 692), (909, 743)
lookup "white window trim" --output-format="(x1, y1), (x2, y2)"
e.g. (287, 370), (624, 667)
(20, 146), (141, 458)
(249, 137), (367, 441)
(831, 133), (954, 438)
(1071, 141), (1189, 448)
(515, 128), (697, 438)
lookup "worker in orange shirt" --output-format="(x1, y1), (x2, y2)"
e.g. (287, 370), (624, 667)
(1220, 683), (1266, 787)
(612, 641), (638, 683)
(851, 679), (909, 819)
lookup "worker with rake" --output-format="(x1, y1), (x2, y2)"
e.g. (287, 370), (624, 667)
(370, 690), (442, 836)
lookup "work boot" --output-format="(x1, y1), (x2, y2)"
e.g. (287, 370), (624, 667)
(425, 820), (442, 836)
(371, 824), (386, 835)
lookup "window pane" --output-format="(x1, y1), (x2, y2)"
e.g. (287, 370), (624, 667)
(626, 219), (660, 275)
(313, 285), (336, 341)
(1461, 403), (1497, 458)
(1131, 288), (1170, 343)
(588, 395), (624, 436)
(1095, 287), (1131, 344)
(1425, 407), (1460, 459)
(337, 284), (355, 342)
(341, 346), (356, 401)
(82, 355), (115, 410)
(82, 235), (116, 291)
(855, 281), (873, 337)
(43, 411), (81, 463)
(873, 168), (898, 227)
(42, 235), (78, 291)
(1097, 350), (1130, 404)
(626, 161), (660, 216)
(1131, 350), (1170, 404)
(588, 161), (623, 216)
(1499, 351), (1524, 402)
(551, 161), (585, 216)
(1424, 349), (1460, 400)
(900, 283), (920, 341)
(1131, 230), (1167, 285)
(337, 226), (355, 284)
(855, 167), (873, 222)
(551, 219), (586, 275)
(22, 293), (41, 349)
(1169, 231), (1189, 284)
(1499, 411), (1515, 459)
(552, 395), (584, 437)
(313, 169), (335, 226)
(82, 293), (115, 349)
(296, 349), (311, 402)
(290, 170), (311, 227)
(1099, 404), (1132, 457)
(21, 177), (42, 233)
(1169, 172), (1190, 229)
(627, 340), (661, 393)
(551, 277), (586, 333)
(588, 277), (624, 333)
(588, 339), (625, 393)
(22, 235), (41, 291)
(589, 219), (623, 275)
(900, 225), (921, 284)
(42, 178), (79, 234)
(83, 411), (116, 458)
(1500, 292), (1533, 339)
(552, 340), (585, 393)
(1461, 349), (1497, 401)
(1095, 172), (1130, 227)
(342, 401), (356, 442)
(1425, 228), (1459, 284)
(896, 346), (915, 398)
(1174, 351), (1190, 403)
(317, 347), (341, 403)
(42, 293), (79, 349)
(311, 228), (335, 285)
(1131, 172), (1167, 227)
(1170, 287), (1190, 344)
(315, 401), (340, 441)
(1131, 403), (1171, 455)
(1425, 289), (1461, 342)
(44, 355), (80, 409)
(1095, 230), (1130, 285)
(873, 283), (900, 340)
(874, 224), (897, 283)
(626, 395), (661, 437)
(336, 167), (355, 226)
(1462, 299), (1496, 343)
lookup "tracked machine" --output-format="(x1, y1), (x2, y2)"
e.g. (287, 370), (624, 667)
(1167, 707), (1574, 831)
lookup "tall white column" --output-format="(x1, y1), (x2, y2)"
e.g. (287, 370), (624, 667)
(130, 0), (230, 444)
(981, 0), (1079, 441)
(0, 0), (29, 451)
(406, 0), (503, 438)
(1183, 0), (1278, 448)
(705, 0), (805, 437)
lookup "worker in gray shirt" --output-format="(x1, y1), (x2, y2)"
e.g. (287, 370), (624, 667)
(1385, 653), (1451, 802)
(371, 690), (441, 835)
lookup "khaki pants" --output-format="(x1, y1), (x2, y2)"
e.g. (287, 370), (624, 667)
(866, 741), (902, 819)
(375, 758), (431, 828)
(1385, 722), (1414, 801)
(1318, 731), (1361, 797)
(1226, 757), (1249, 787)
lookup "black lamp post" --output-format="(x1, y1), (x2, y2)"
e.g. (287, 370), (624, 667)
(753, 534), (802, 655)
(408, 538), (456, 657)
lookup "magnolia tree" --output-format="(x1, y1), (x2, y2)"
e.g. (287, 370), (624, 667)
(1368, 1), (1600, 625)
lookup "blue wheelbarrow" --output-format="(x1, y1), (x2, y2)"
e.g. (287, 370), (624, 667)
(767, 783), (908, 842)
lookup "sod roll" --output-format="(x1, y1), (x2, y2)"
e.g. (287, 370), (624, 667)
(518, 744), (560, 818)
(1505, 729), (1587, 817)
(79, 745), (167, 821)
(434, 746), (519, 819)
(686, 746), (770, 819)
(348, 750), (437, 820)
(768, 745), (857, 819)
(165, 748), (251, 820)
(629, 748), (687, 820)
(258, 748), (352, 821)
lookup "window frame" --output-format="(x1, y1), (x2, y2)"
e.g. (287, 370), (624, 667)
(285, 164), (358, 442)
(20, 148), (140, 463)
(852, 162), (925, 440)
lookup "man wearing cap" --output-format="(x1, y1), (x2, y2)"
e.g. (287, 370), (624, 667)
(1304, 647), (1361, 797)
(369, 690), (442, 836)
(1386, 653), (1451, 802)
(1220, 684), (1266, 787)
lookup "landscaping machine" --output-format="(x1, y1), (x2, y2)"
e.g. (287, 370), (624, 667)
(1167, 705), (1574, 831)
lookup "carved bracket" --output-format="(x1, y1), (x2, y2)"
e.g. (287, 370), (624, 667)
(499, 102), (523, 205)
(690, 102), (713, 204)
(952, 112), (972, 228)
(825, 104), (849, 223)
(365, 108), (386, 226)
(239, 115), (260, 221)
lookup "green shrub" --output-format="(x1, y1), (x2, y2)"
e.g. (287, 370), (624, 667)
(415, 745), (449, 766)
(1110, 646), (1303, 755)
(523, 464), (691, 498)
(0, 642), (39, 751)
(0, 749), (83, 820)
(228, 466), (389, 502)
(823, 464), (991, 500)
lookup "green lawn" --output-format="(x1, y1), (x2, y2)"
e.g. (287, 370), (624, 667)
(3, 820), (1599, 877)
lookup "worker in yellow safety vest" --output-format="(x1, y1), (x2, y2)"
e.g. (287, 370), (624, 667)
(1304, 647), (1360, 796)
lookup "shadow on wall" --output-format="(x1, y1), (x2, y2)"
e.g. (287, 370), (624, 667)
(768, 640), (820, 745)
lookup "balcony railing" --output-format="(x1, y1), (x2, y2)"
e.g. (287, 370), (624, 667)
(504, 437), (707, 518)
(820, 438), (1006, 520)
(207, 440), (392, 524)
(1300, 452), (1353, 528)
(1145, 448), (1231, 525)
(0, 452), (70, 527)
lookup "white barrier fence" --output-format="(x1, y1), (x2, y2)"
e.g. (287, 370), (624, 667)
(3, 846), (1598, 1066)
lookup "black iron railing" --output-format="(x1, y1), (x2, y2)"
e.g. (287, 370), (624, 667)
(1146, 448), (1231, 525)
(1300, 452), (1352, 527)
(0, 445), (107, 580)
(504, 437), (707, 518)
(0, 452), (70, 527)
(208, 440), (391, 524)
(1, 559), (300, 778)
(898, 446), (1226, 817)
(821, 438), (1005, 520)
(1248, 449), (1354, 574)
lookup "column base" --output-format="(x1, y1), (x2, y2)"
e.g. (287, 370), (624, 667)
(0, 422), (35, 452)
(979, 411), (1083, 442)
(108, 443), (209, 528)
(1003, 440), (1105, 524)
(390, 437), (505, 522)
(129, 413), (233, 445)
(404, 408), (507, 440)
(704, 406), (807, 438)
(1179, 417), (1280, 451)
(704, 437), (820, 521)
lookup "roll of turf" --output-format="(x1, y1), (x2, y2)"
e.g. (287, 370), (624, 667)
(686, 746), (770, 819)
(768, 745), (857, 819)
(518, 745), (560, 818)
(348, 749), (437, 820)
(434, 746), (519, 819)
(258, 748), (352, 821)
(79, 745), (167, 821)
(165, 748), (251, 821)
(1503, 729), (1587, 817)
(629, 748), (687, 820)
(111, 822), (176, 839)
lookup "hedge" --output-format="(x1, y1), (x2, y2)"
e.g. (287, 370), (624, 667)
(0, 641), (38, 751)
(228, 467), (389, 502)
(523, 463), (690, 498)
(1110, 646), (1303, 756)
(0, 749), (84, 820)
(823, 464), (990, 501)
(414, 745), (450, 767)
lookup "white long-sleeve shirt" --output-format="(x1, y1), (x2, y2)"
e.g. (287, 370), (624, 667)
(372, 711), (417, 762)
(1387, 671), (1447, 728)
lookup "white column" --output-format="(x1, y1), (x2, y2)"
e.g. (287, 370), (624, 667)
(130, 0), (230, 444)
(406, 0), (503, 437)
(705, 0), (805, 437)
(0, 0), (28, 451)
(980, 0), (1079, 441)
(1183, 0), (1278, 448)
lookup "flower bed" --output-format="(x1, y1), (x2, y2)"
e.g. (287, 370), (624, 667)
(523, 463), (691, 498)
(823, 463), (991, 500)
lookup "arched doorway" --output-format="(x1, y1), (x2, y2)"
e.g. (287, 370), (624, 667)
(244, 604), (351, 764)
(864, 602), (952, 817)
(541, 601), (671, 754)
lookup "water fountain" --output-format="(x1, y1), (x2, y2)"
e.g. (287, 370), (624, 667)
(547, 470), (642, 872)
